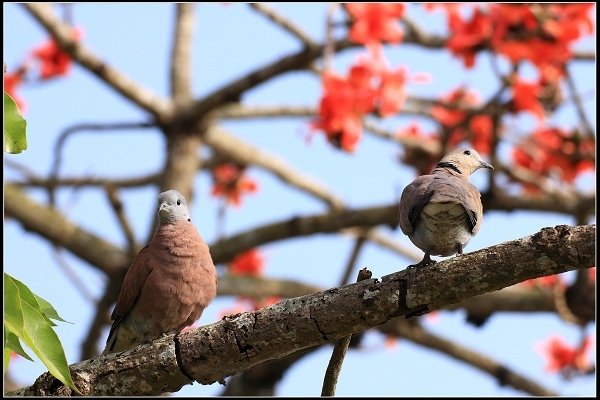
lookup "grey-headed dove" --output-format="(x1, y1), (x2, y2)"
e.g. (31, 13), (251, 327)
(103, 190), (217, 354)
(398, 148), (493, 268)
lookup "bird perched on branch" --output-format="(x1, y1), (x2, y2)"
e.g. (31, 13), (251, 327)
(103, 190), (217, 354)
(398, 148), (493, 268)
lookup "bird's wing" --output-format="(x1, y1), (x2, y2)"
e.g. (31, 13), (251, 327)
(105, 244), (153, 344)
(399, 175), (434, 235)
(427, 175), (483, 234)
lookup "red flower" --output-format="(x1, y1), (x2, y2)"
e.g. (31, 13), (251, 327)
(512, 127), (595, 191)
(30, 27), (83, 80)
(346, 3), (405, 45)
(229, 248), (265, 276)
(211, 163), (258, 206)
(443, 4), (594, 80)
(312, 70), (377, 152)
(537, 335), (593, 375)
(431, 87), (493, 155)
(377, 66), (408, 117)
(446, 8), (493, 68)
(512, 78), (545, 120)
(313, 47), (428, 151)
(3, 69), (27, 111)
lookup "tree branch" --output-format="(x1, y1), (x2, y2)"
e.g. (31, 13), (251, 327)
(564, 65), (594, 138)
(6, 184), (594, 272)
(22, 4), (172, 120)
(176, 38), (355, 123)
(204, 126), (346, 210)
(379, 318), (559, 396)
(7, 224), (594, 396)
(321, 268), (372, 396)
(4, 184), (129, 276)
(170, 3), (195, 104)
(248, 3), (317, 47)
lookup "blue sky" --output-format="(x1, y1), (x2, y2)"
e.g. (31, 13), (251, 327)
(3, 3), (596, 396)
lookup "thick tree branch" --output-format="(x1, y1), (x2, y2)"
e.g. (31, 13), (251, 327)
(22, 4), (172, 120)
(6, 184), (594, 271)
(209, 187), (595, 264)
(4, 184), (129, 276)
(209, 203), (397, 263)
(176, 38), (355, 123)
(170, 3), (195, 104)
(7, 224), (594, 396)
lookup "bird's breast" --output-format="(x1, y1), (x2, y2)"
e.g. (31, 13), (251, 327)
(410, 202), (472, 256)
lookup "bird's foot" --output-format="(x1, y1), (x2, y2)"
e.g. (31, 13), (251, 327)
(406, 257), (436, 270)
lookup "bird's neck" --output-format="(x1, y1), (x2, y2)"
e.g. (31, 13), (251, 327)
(433, 162), (466, 177)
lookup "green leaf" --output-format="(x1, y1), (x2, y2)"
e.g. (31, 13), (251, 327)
(11, 278), (56, 326)
(3, 91), (27, 154)
(3, 274), (80, 393)
(4, 328), (34, 369)
(3, 274), (25, 337)
(19, 300), (80, 393)
(34, 293), (71, 324)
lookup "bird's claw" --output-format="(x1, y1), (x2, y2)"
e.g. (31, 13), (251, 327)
(406, 258), (436, 270)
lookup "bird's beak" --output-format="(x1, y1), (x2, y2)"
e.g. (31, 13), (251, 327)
(480, 161), (494, 170)
(158, 203), (169, 217)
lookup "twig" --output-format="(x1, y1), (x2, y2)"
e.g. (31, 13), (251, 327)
(48, 121), (157, 204)
(51, 248), (96, 303)
(10, 154), (224, 190)
(22, 4), (172, 119)
(204, 126), (346, 210)
(553, 282), (586, 326)
(81, 277), (123, 360)
(401, 14), (447, 48)
(248, 3), (317, 48)
(338, 234), (367, 287)
(170, 3), (195, 103)
(340, 228), (422, 262)
(379, 318), (559, 396)
(321, 267), (372, 397)
(4, 158), (43, 180)
(104, 185), (138, 259)
(323, 3), (340, 72)
(11, 173), (161, 189)
(564, 66), (594, 138)
(212, 104), (315, 119)
(572, 51), (596, 61)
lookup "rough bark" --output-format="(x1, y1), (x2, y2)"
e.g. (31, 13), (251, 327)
(6, 224), (594, 396)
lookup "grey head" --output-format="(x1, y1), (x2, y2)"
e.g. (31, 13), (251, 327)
(436, 148), (494, 176)
(157, 190), (190, 224)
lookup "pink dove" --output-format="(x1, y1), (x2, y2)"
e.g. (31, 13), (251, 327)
(103, 190), (217, 354)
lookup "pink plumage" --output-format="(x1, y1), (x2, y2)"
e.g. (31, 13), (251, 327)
(103, 190), (217, 354)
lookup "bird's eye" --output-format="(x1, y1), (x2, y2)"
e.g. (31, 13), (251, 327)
(177, 199), (181, 206)
(463, 150), (471, 155)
